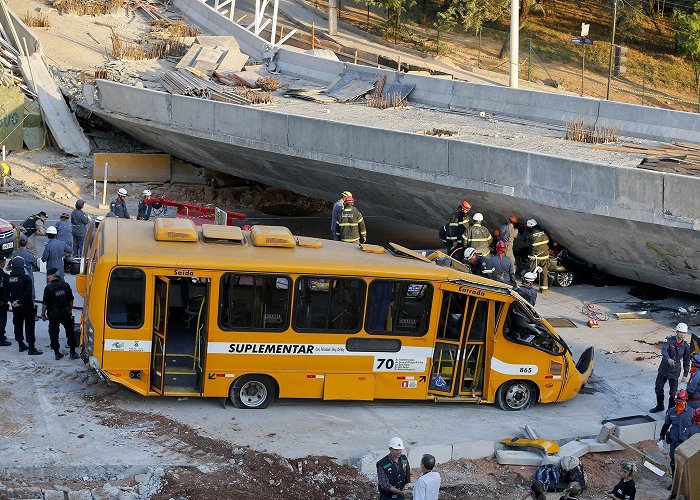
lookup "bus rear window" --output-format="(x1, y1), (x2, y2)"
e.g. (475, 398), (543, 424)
(365, 281), (432, 336)
(107, 268), (145, 328)
(294, 277), (366, 333)
(219, 274), (291, 331)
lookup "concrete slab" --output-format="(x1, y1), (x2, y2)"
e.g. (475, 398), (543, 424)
(452, 440), (495, 460)
(557, 440), (590, 458)
(615, 421), (658, 444)
(580, 438), (625, 453)
(495, 450), (543, 466)
(406, 444), (452, 465)
(43, 490), (65, 500)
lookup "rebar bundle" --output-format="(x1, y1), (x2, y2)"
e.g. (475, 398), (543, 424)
(161, 69), (252, 105)
(366, 92), (406, 109)
(565, 117), (618, 144)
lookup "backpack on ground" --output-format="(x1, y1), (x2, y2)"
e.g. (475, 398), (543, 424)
(534, 463), (560, 492)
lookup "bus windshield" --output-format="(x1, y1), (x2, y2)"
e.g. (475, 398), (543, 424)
(503, 302), (566, 356)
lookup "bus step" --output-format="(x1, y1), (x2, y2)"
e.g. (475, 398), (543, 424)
(433, 396), (484, 403)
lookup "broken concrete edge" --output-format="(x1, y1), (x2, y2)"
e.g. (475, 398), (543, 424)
(0, 464), (163, 481)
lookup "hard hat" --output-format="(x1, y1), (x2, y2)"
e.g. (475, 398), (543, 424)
(526, 219), (537, 228)
(509, 214), (519, 224)
(472, 213), (483, 222)
(388, 437), (405, 450)
(560, 456), (580, 472)
(60, 212), (69, 218)
(142, 189), (152, 196)
(341, 191), (352, 198)
(464, 247), (477, 260)
(694, 407), (700, 424)
(523, 272), (536, 283)
(460, 200), (471, 211)
(676, 389), (689, 402)
(343, 195), (354, 204)
(46, 226), (57, 235)
(496, 241), (506, 251)
(693, 353), (700, 365)
(676, 322), (689, 333)
(117, 188), (128, 197)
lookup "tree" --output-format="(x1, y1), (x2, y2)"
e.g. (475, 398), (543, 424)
(673, 2), (700, 88)
(434, 9), (457, 54)
(366, 0), (417, 39)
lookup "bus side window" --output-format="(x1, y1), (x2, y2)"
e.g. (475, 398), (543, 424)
(294, 277), (366, 333)
(366, 281), (432, 336)
(436, 292), (467, 341)
(219, 274), (290, 331)
(107, 268), (146, 328)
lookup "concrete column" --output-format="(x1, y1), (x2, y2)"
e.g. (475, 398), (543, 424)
(328, 0), (338, 36)
(509, 0), (519, 88)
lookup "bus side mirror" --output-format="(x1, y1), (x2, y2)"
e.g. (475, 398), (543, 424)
(76, 274), (87, 298)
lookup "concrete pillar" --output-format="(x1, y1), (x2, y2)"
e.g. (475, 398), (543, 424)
(328, 0), (338, 36)
(509, 0), (519, 88)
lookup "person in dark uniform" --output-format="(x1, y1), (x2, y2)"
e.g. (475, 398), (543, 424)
(7, 256), (41, 355)
(605, 462), (636, 500)
(0, 258), (12, 347)
(137, 189), (154, 220)
(487, 241), (515, 285)
(525, 219), (549, 293)
(516, 272), (538, 306)
(41, 267), (77, 360)
(463, 247), (492, 277)
(71, 199), (90, 258)
(659, 389), (693, 478)
(439, 200), (471, 255)
(376, 437), (410, 500)
(109, 188), (130, 219)
(650, 323), (691, 413)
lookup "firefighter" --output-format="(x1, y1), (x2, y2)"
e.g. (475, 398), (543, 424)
(109, 188), (130, 219)
(686, 353), (700, 409)
(497, 215), (519, 274)
(650, 323), (691, 413)
(18, 211), (47, 254)
(7, 256), (41, 355)
(137, 189), (154, 220)
(525, 219), (549, 293)
(659, 389), (693, 477)
(439, 200), (471, 255)
(335, 195), (366, 244)
(516, 272), (538, 306)
(41, 267), (77, 360)
(70, 199), (90, 258)
(463, 247), (492, 277)
(487, 241), (515, 285)
(41, 226), (70, 283)
(376, 437), (410, 500)
(463, 213), (492, 256)
(0, 258), (11, 347)
(331, 191), (352, 240)
(687, 408), (700, 438)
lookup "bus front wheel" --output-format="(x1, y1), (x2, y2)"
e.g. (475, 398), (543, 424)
(495, 381), (538, 411)
(230, 375), (276, 409)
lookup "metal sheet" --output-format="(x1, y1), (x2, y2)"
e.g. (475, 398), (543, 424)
(93, 153), (171, 182)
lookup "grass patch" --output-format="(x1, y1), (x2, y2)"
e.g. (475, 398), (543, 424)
(22, 11), (50, 28)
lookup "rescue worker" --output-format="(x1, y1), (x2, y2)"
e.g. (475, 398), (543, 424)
(137, 189), (154, 221)
(54, 213), (73, 272)
(439, 200), (471, 255)
(0, 258), (11, 347)
(7, 256), (41, 355)
(41, 267), (77, 360)
(41, 226), (70, 283)
(463, 213), (492, 256)
(18, 211), (47, 254)
(376, 437), (410, 500)
(686, 353), (700, 409)
(497, 215), (519, 274)
(335, 195), (366, 244)
(331, 191), (352, 240)
(70, 199), (90, 258)
(11, 235), (37, 300)
(487, 241), (515, 285)
(659, 389), (693, 477)
(687, 408), (700, 438)
(525, 219), (549, 293)
(109, 188), (130, 219)
(463, 247), (491, 277)
(650, 323), (691, 413)
(516, 272), (538, 306)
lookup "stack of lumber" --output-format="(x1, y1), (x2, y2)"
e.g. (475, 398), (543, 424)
(593, 142), (700, 176)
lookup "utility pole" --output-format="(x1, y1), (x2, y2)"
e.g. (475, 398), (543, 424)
(509, 0), (519, 88)
(328, 0), (338, 35)
(606, 0), (618, 100)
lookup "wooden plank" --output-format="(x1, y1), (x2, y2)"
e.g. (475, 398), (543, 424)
(93, 153), (171, 181)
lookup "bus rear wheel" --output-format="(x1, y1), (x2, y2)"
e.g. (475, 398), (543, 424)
(495, 381), (537, 411)
(230, 375), (276, 409)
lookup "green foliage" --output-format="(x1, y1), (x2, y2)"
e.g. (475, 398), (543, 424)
(434, 8), (458, 32)
(673, 2), (700, 83)
(450, 0), (509, 32)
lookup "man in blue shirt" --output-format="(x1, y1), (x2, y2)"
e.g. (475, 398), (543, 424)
(331, 191), (351, 240)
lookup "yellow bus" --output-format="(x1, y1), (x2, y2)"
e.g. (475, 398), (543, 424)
(76, 218), (593, 410)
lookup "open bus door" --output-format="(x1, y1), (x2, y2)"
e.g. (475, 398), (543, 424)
(428, 284), (490, 401)
(151, 276), (209, 396)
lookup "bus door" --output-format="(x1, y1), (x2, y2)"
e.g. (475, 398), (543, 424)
(151, 275), (210, 395)
(428, 285), (487, 398)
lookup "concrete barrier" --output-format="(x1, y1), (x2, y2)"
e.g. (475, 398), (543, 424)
(0, 9), (41, 55)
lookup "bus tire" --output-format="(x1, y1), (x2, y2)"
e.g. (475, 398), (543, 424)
(494, 381), (538, 411)
(230, 375), (276, 409)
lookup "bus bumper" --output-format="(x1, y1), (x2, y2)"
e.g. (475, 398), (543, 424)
(558, 346), (594, 402)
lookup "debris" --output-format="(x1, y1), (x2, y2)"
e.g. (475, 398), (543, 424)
(160, 69), (252, 105)
(111, 29), (186, 60)
(52, 0), (122, 16)
(500, 437), (560, 455)
(614, 311), (654, 321)
(418, 128), (458, 137)
(565, 117), (618, 144)
(255, 76), (280, 91)
(597, 423), (668, 475)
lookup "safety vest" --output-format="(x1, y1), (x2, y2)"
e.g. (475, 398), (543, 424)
(376, 454), (410, 493)
(20, 214), (41, 237)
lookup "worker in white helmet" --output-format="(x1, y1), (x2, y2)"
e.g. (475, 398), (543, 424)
(41, 226), (70, 283)
(109, 188), (130, 219)
(650, 322), (692, 414)
(137, 189), (154, 221)
(376, 437), (410, 500)
(525, 219), (550, 294)
(463, 212), (492, 257)
(516, 271), (538, 306)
